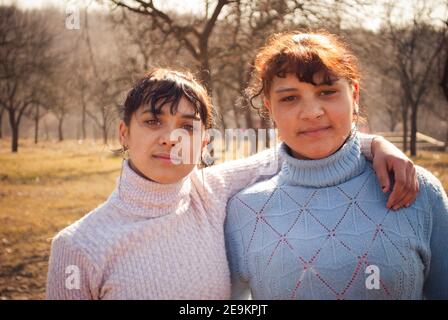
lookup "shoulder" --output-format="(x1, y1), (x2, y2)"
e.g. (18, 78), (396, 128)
(204, 146), (280, 176)
(226, 176), (279, 222)
(231, 174), (279, 200)
(410, 166), (448, 238)
(50, 200), (120, 264)
(415, 165), (446, 207)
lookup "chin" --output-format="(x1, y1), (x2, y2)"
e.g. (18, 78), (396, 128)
(289, 143), (333, 160)
(154, 170), (194, 184)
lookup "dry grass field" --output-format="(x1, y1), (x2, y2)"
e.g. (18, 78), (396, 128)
(0, 138), (447, 300)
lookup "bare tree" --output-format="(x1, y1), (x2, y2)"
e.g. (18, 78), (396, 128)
(87, 80), (120, 145)
(108, 0), (229, 93)
(24, 103), (48, 144)
(84, 13), (126, 144)
(385, 1), (447, 155)
(112, 9), (194, 79)
(0, 6), (57, 152)
(53, 105), (69, 142)
(440, 19), (448, 150)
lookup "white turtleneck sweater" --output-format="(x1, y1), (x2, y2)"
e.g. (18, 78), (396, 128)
(46, 138), (373, 300)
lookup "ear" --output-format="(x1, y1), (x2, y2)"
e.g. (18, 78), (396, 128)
(119, 120), (129, 148)
(263, 96), (271, 112)
(263, 96), (274, 119)
(352, 81), (360, 105)
(201, 130), (210, 150)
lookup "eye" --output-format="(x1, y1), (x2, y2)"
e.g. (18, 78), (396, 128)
(319, 90), (337, 96)
(280, 95), (297, 102)
(144, 119), (161, 126)
(182, 124), (194, 132)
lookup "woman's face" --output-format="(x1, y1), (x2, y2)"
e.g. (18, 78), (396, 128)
(265, 72), (359, 160)
(119, 97), (205, 184)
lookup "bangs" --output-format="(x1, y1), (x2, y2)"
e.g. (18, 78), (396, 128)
(264, 51), (339, 92)
(127, 77), (208, 125)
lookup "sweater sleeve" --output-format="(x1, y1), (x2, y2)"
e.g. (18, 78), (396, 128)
(422, 173), (448, 300)
(46, 234), (98, 300)
(204, 133), (376, 202)
(225, 196), (252, 300)
(358, 132), (375, 161)
(203, 146), (281, 202)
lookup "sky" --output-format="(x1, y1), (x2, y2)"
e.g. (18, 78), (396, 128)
(1, 0), (446, 31)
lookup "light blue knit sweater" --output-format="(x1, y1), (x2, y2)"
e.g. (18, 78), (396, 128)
(225, 134), (448, 300)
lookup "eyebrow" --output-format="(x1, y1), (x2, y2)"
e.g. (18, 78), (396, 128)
(274, 87), (299, 94)
(141, 109), (200, 120)
(181, 113), (201, 120)
(274, 82), (339, 93)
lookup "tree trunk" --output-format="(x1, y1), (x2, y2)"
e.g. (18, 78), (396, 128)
(231, 101), (239, 127)
(8, 109), (19, 153)
(259, 117), (272, 149)
(11, 124), (18, 153)
(34, 104), (39, 144)
(388, 111), (397, 132)
(102, 125), (108, 145)
(82, 100), (87, 140)
(410, 105), (418, 156)
(0, 107), (3, 139)
(401, 103), (409, 152)
(199, 56), (212, 95)
(441, 52), (448, 151)
(58, 116), (64, 142)
(445, 123), (448, 152)
(239, 63), (254, 129)
(390, 122), (396, 132)
(243, 107), (254, 129)
(214, 89), (227, 129)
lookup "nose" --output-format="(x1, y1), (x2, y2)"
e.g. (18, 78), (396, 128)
(158, 129), (177, 147)
(300, 99), (324, 120)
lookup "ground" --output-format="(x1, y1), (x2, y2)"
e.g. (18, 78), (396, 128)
(0, 138), (447, 300)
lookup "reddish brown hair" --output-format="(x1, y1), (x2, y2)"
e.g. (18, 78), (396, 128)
(247, 30), (361, 117)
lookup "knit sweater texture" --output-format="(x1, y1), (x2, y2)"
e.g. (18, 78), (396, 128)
(46, 135), (375, 299)
(225, 135), (448, 300)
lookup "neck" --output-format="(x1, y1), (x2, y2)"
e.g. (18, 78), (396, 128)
(109, 159), (192, 218)
(128, 159), (156, 182)
(290, 134), (352, 160)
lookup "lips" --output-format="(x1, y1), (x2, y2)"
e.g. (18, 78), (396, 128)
(298, 126), (331, 136)
(153, 154), (171, 160)
(152, 153), (182, 163)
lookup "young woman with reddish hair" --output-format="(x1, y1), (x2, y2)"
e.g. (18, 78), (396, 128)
(225, 31), (448, 300)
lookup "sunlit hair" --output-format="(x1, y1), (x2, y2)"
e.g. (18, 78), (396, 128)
(246, 30), (361, 118)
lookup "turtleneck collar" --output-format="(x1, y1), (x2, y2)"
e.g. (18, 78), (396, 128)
(278, 133), (366, 188)
(109, 159), (192, 218)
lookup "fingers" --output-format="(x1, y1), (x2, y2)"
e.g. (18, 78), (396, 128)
(386, 162), (407, 210)
(373, 160), (391, 193)
(387, 160), (418, 210)
(392, 166), (416, 209)
(398, 166), (418, 207)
